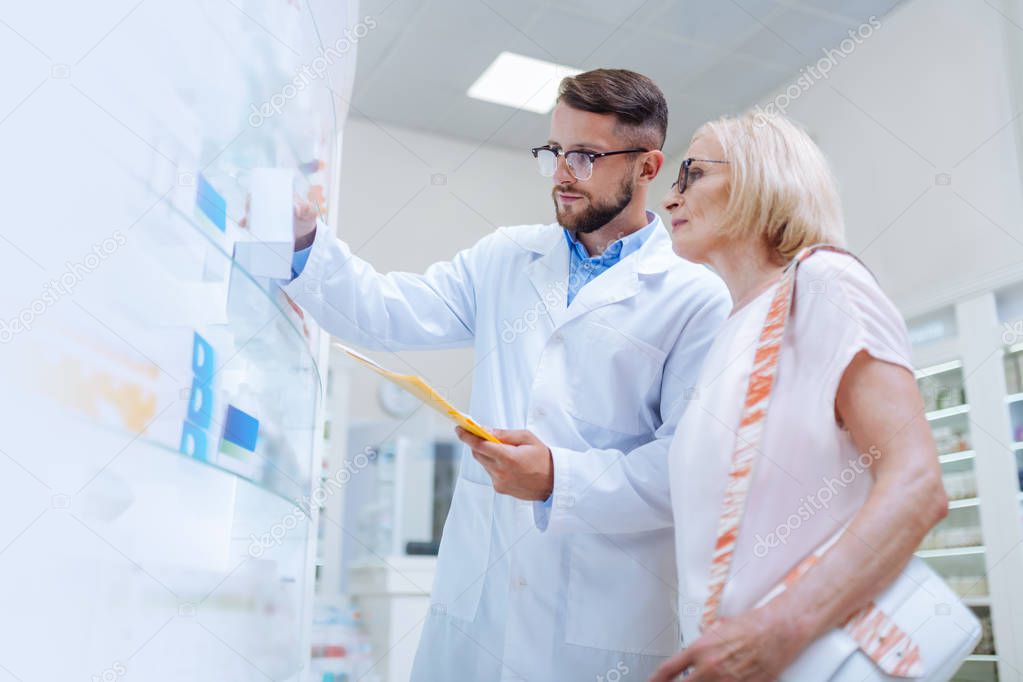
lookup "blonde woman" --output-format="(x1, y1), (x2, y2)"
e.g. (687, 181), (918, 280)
(650, 114), (951, 681)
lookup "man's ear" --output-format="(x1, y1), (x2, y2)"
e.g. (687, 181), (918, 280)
(637, 150), (665, 185)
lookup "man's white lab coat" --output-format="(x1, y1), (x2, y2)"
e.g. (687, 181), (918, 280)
(283, 214), (729, 681)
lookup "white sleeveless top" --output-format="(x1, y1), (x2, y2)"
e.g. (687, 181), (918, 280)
(668, 251), (914, 645)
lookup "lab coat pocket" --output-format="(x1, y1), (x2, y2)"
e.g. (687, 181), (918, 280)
(429, 477), (494, 621)
(564, 530), (679, 656)
(566, 322), (666, 437)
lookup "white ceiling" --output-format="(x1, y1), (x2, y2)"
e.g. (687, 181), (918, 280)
(349, 0), (907, 157)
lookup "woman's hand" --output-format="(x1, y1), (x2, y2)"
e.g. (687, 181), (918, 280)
(649, 606), (807, 682)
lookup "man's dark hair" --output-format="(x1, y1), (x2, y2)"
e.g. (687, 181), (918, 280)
(557, 68), (668, 150)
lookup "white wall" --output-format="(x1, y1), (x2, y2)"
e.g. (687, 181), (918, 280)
(332, 0), (1023, 424)
(331, 115), (552, 423)
(747, 0), (1023, 316)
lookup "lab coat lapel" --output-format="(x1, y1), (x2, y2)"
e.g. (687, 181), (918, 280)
(560, 222), (674, 329)
(525, 230), (571, 331)
(523, 219), (676, 332)
(561, 253), (640, 328)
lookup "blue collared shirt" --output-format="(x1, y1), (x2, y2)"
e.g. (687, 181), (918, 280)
(563, 211), (657, 305)
(291, 243), (313, 280)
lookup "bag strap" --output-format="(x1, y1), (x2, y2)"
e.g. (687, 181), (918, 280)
(699, 244), (924, 678)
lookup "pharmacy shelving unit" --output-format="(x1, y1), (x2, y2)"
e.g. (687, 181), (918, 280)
(0, 1), (357, 680)
(909, 293), (1023, 682)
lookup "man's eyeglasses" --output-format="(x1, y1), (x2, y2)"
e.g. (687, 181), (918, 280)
(671, 158), (729, 195)
(531, 145), (649, 182)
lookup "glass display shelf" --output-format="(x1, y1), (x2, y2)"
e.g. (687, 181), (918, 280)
(941, 450), (977, 464)
(963, 597), (993, 608)
(0, 1), (349, 680)
(2, 193), (323, 503)
(916, 545), (986, 558)
(0, 407), (313, 681)
(126, 417), (315, 515)
(926, 404), (971, 421)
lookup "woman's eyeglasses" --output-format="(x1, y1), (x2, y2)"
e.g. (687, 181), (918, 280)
(671, 158), (729, 195)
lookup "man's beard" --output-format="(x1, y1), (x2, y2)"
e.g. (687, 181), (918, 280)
(554, 175), (634, 234)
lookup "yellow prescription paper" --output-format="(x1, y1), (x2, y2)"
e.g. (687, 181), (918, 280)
(335, 343), (502, 443)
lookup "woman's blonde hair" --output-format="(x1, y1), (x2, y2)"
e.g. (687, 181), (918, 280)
(693, 111), (845, 262)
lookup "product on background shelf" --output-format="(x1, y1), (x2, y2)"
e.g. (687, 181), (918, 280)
(234, 167), (295, 279)
(974, 612), (996, 655)
(309, 600), (378, 682)
(919, 372), (966, 412)
(937, 384), (964, 410)
(196, 173), (227, 233)
(945, 573), (989, 599)
(1016, 351), (1023, 394)
(217, 404), (262, 480)
(1006, 352), (1022, 394)
(942, 470), (978, 500)
(955, 430), (970, 452)
(180, 332), (217, 462)
(932, 425), (971, 455)
(179, 422), (209, 461)
(921, 525), (984, 550)
(919, 376), (937, 412)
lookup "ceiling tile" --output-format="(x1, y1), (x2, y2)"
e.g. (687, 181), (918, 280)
(515, 6), (638, 66)
(557, 0), (657, 27)
(633, 0), (784, 46)
(348, 0), (910, 152)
